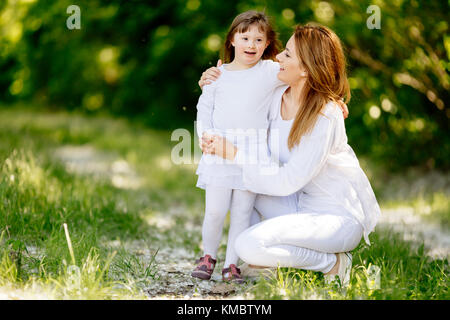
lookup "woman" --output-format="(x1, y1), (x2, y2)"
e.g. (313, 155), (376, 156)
(200, 24), (381, 286)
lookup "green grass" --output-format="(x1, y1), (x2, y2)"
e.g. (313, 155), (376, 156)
(0, 106), (448, 299)
(250, 231), (448, 299)
(0, 106), (201, 299)
(361, 159), (450, 229)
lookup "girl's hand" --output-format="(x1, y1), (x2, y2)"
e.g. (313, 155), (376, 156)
(202, 134), (237, 161)
(337, 100), (349, 119)
(198, 60), (223, 89)
(200, 133), (214, 153)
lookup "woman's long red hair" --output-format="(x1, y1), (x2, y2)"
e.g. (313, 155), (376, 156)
(288, 24), (350, 150)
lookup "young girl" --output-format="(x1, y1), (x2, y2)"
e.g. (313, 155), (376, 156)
(192, 10), (284, 283)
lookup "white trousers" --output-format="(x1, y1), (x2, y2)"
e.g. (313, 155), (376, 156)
(202, 185), (256, 267)
(236, 194), (364, 273)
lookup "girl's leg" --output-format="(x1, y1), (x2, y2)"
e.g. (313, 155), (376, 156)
(223, 190), (257, 268)
(249, 208), (262, 226)
(248, 193), (298, 226)
(202, 185), (233, 259)
(235, 213), (363, 273)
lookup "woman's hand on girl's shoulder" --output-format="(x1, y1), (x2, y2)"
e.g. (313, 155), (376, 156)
(198, 60), (223, 89)
(337, 100), (349, 119)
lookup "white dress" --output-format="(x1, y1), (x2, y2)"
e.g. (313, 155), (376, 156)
(195, 59), (283, 190)
(235, 85), (381, 245)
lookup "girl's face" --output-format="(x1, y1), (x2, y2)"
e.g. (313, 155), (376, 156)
(231, 24), (269, 67)
(276, 35), (308, 85)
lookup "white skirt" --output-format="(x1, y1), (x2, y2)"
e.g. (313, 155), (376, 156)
(196, 173), (246, 190)
(196, 131), (270, 190)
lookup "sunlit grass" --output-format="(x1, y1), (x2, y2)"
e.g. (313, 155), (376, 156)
(0, 106), (201, 299)
(0, 106), (448, 299)
(247, 161), (450, 299)
(381, 192), (450, 229)
(0, 243), (146, 299)
(250, 231), (449, 300)
(360, 158), (450, 228)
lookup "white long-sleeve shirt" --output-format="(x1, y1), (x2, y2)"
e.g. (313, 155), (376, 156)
(195, 59), (283, 190)
(234, 85), (381, 245)
(196, 59), (282, 138)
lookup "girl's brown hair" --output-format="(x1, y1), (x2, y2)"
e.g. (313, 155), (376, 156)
(287, 24), (351, 150)
(222, 10), (281, 63)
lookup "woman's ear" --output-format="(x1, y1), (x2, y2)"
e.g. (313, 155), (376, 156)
(300, 67), (308, 78)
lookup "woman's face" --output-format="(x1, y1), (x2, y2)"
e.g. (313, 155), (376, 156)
(276, 35), (308, 85)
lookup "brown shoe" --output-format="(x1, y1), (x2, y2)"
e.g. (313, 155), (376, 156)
(222, 264), (244, 284)
(191, 254), (216, 280)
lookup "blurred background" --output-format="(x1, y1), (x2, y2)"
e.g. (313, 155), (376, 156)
(0, 0), (448, 299)
(1, 0), (448, 170)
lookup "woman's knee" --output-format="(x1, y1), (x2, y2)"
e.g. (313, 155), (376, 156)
(234, 230), (262, 264)
(344, 223), (364, 252)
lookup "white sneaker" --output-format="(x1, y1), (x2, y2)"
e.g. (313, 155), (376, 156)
(324, 252), (352, 287)
(238, 263), (277, 280)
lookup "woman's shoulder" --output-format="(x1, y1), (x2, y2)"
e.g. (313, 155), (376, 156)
(321, 100), (344, 121)
(274, 84), (289, 95)
(305, 101), (342, 137)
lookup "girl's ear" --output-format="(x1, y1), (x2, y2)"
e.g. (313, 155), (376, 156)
(265, 40), (270, 49)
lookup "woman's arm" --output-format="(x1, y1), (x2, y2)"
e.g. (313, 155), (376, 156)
(204, 113), (336, 197)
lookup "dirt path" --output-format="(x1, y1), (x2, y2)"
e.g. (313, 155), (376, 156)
(52, 144), (449, 299)
(53, 144), (251, 299)
(378, 207), (449, 259)
(115, 240), (252, 300)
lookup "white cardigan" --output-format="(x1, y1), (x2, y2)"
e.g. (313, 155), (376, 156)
(234, 87), (381, 245)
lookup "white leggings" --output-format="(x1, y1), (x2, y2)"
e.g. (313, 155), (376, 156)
(236, 194), (364, 273)
(202, 185), (256, 268)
